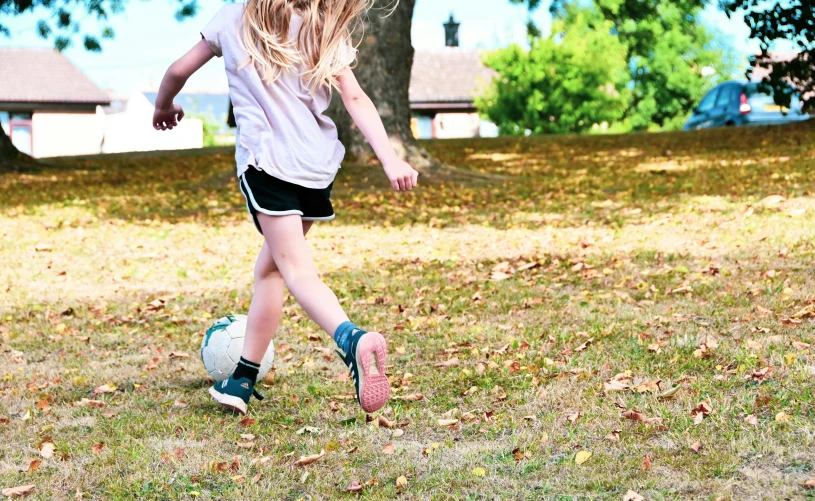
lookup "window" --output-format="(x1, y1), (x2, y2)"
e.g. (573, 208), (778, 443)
(697, 88), (719, 113)
(715, 85), (736, 107)
(3, 111), (33, 156)
(11, 124), (32, 155)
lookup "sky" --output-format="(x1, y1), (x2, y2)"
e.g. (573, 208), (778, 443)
(1, 0), (762, 96)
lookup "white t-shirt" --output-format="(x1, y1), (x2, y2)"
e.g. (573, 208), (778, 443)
(201, 4), (356, 189)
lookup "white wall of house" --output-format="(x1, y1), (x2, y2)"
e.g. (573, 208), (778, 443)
(31, 111), (104, 158)
(101, 93), (203, 154)
(433, 112), (481, 139)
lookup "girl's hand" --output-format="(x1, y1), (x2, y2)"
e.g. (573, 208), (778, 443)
(383, 159), (419, 191)
(152, 105), (185, 131)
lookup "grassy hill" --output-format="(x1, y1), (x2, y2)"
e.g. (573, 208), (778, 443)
(1, 123), (814, 499)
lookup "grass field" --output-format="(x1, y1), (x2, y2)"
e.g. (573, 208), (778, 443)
(1, 123), (814, 500)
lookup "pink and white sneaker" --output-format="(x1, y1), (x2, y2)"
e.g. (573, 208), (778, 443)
(335, 330), (391, 413)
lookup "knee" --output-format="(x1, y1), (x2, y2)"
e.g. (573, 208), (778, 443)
(278, 265), (319, 289)
(254, 260), (282, 283)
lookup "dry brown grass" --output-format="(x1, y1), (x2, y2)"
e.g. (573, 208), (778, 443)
(1, 123), (814, 500)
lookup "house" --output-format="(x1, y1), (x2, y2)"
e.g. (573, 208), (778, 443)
(101, 92), (203, 154)
(0, 48), (206, 157)
(409, 15), (499, 139)
(0, 48), (110, 158)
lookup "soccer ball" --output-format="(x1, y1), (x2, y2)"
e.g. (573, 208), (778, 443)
(200, 314), (274, 382)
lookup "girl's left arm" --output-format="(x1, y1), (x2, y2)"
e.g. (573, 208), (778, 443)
(153, 40), (216, 131)
(337, 68), (419, 192)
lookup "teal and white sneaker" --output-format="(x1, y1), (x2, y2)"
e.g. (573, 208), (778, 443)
(335, 330), (391, 413)
(208, 376), (264, 415)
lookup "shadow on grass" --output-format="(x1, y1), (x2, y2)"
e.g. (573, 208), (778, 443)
(0, 123), (813, 231)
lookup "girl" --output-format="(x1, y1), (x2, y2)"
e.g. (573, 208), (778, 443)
(152, 0), (418, 415)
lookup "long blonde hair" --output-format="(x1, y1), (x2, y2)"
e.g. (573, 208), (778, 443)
(240, 0), (371, 91)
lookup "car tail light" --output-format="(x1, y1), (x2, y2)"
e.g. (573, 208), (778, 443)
(740, 94), (752, 114)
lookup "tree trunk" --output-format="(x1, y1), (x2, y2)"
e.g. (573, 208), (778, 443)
(0, 126), (31, 172)
(327, 0), (436, 168)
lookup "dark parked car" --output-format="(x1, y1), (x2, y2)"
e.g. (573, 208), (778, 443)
(683, 81), (809, 130)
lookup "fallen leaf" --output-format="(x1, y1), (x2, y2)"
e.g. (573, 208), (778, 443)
(744, 414), (758, 426)
(603, 379), (632, 393)
(392, 393), (424, 402)
(491, 385), (507, 401)
(690, 401), (712, 424)
(437, 418), (459, 427)
(174, 448), (186, 460)
(634, 379), (662, 393)
(434, 357), (460, 367)
(690, 441), (701, 453)
(236, 441), (255, 449)
(377, 415), (397, 428)
(792, 341), (810, 351)
(173, 400), (187, 408)
(567, 411), (581, 424)
(622, 490), (645, 501)
(775, 411), (791, 423)
(642, 456), (652, 470)
(574, 338), (594, 352)
(168, 352), (189, 359)
(804, 478), (815, 489)
(462, 386), (479, 396)
(24, 460), (41, 473)
(93, 384), (116, 395)
(472, 467), (486, 477)
(346, 480), (363, 492)
(381, 443), (395, 455)
(39, 442), (55, 459)
(144, 299), (165, 312)
(396, 475), (408, 490)
(606, 429), (621, 442)
(239, 418), (256, 427)
(758, 195), (785, 208)
(1, 485), (35, 498)
(91, 443), (104, 454)
(77, 398), (106, 408)
(574, 450), (592, 465)
(657, 385), (680, 401)
(240, 433), (255, 440)
(747, 366), (773, 383)
(296, 426), (320, 435)
(294, 450), (325, 466)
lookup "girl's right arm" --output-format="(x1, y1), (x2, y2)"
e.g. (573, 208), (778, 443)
(153, 40), (216, 131)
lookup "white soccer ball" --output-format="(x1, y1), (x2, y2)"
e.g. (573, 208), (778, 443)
(200, 314), (274, 382)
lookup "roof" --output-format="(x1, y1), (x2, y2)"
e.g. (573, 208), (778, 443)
(409, 49), (496, 104)
(0, 48), (110, 105)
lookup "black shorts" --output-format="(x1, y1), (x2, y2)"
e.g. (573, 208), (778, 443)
(238, 167), (334, 234)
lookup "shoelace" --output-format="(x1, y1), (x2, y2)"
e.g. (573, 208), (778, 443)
(252, 388), (265, 401)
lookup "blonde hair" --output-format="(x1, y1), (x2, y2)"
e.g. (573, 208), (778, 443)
(240, 0), (372, 91)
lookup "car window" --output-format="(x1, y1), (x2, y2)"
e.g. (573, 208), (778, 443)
(747, 85), (803, 114)
(697, 88), (719, 113)
(715, 86), (735, 107)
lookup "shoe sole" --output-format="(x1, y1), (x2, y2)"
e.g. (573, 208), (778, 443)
(356, 331), (391, 413)
(208, 386), (248, 416)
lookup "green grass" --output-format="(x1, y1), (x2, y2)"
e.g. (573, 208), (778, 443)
(1, 123), (815, 500)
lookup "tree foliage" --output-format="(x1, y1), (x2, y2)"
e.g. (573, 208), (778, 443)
(477, 7), (630, 135)
(0, 0), (195, 51)
(481, 0), (732, 134)
(724, 0), (814, 110)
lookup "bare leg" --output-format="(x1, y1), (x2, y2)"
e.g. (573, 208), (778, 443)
(255, 214), (349, 336)
(241, 220), (314, 362)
